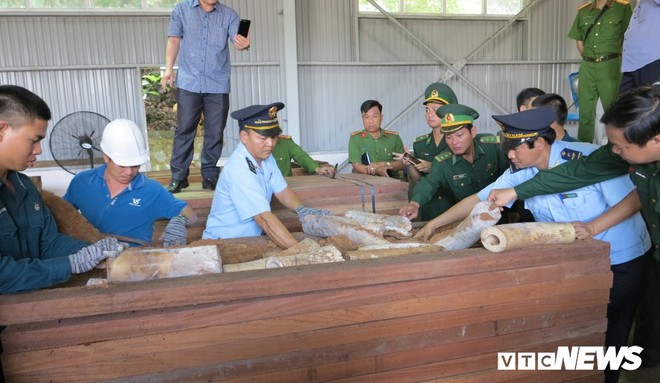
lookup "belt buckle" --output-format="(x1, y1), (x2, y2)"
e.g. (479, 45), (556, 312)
(595, 56), (604, 63)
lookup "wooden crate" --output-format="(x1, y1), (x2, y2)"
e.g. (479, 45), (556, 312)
(0, 240), (611, 382)
(152, 174), (410, 243)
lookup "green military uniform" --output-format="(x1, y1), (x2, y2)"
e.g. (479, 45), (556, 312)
(272, 135), (320, 177)
(411, 134), (509, 209)
(348, 128), (404, 164)
(515, 143), (658, 262)
(568, 0), (632, 143)
(411, 104), (509, 218)
(408, 82), (458, 220)
(412, 133), (452, 220)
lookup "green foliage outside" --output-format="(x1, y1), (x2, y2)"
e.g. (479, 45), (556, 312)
(0, 0), (177, 9)
(359, 0), (521, 15)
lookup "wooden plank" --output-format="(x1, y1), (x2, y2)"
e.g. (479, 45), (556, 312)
(0, 242), (610, 324)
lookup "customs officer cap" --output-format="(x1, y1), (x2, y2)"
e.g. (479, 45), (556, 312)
(436, 104), (479, 134)
(231, 102), (285, 138)
(423, 83), (458, 105)
(492, 106), (556, 152)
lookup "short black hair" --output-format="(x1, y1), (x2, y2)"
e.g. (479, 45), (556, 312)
(532, 93), (568, 127)
(360, 100), (382, 114)
(0, 85), (52, 128)
(516, 87), (545, 110)
(601, 85), (660, 146)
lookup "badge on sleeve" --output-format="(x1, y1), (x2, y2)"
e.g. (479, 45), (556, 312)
(246, 157), (257, 174)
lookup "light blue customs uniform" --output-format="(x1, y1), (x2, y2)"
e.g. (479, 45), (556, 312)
(203, 142), (288, 239)
(477, 140), (650, 265)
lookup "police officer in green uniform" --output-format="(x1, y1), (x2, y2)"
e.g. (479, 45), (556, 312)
(400, 104), (509, 221)
(487, 84), (660, 369)
(272, 135), (335, 177)
(348, 100), (405, 177)
(394, 83), (458, 220)
(569, 0), (632, 143)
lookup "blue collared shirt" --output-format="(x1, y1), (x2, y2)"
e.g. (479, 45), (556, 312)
(478, 141), (651, 265)
(64, 165), (187, 246)
(203, 143), (288, 240)
(167, 0), (240, 93)
(622, 0), (660, 72)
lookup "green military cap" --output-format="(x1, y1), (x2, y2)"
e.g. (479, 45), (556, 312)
(423, 83), (458, 105)
(436, 103), (480, 134)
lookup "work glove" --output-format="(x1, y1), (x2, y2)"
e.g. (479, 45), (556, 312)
(68, 238), (125, 274)
(161, 215), (188, 247)
(296, 206), (333, 221)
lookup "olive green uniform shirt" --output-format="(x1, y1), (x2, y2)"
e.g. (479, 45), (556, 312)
(272, 135), (319, 177)
(515, 143), (659, 262)
(348, 129), (405, 164)
(411, 132), (453, 220)
(411, 134), (509, 209)
(568, 0), (631, 58)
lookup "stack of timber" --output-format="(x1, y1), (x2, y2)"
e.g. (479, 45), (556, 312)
(0, 240), (611, 382)
(149, 172), (409, 243)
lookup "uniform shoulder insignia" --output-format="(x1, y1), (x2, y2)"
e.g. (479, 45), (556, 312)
(245, 157), (257, 174)
(414, 133), (430, 143)
(384, 130), (399, 136)
(578, 1), (591, 10)
(560, 148), (583, 161)
(278, 134), (291, 139)
(434, 150), (453, 163)
(479, 135), (501, 144)
(614, 0), (629, 5)
(350, 130), (363, 136)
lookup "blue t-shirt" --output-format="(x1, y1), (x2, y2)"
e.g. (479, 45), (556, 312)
(477, 141), (650, 265)
(203, 142), (288, 240)
(64, 165), (187, 246)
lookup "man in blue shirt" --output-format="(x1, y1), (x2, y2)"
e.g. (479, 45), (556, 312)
(0, 85), (124, 293)
(161, 0), (251, 193)
(203, 102), (331, 249)
(64, 119), (197, 247)
(619, 0), (660, 92)
(416, 107), (650, 383)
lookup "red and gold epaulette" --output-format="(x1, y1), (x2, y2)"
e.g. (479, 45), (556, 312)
(384, 130), (400, 136)
(278, 134), (291, 139)
(350, 130), (364, 136)
(578, 1), (591, 11)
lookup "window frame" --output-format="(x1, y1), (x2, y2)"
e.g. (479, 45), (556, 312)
(358, 0), (524, 17)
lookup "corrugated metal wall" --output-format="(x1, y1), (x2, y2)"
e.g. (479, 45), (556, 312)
(0, 0), (586, 161)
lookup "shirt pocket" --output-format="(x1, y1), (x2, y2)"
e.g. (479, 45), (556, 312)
(208, 19), (230, 49)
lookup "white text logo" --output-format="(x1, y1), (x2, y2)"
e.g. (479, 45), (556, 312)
(498, 346), (643, 371)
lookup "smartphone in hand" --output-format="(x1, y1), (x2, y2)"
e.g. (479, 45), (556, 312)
(238, 19), (251, 38)
(403, 152), (421, 165)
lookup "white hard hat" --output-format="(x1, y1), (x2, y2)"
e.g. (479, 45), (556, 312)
(100, 119), (149, 167)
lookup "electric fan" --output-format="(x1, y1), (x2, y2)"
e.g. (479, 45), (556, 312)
(48, 111), (110, 175)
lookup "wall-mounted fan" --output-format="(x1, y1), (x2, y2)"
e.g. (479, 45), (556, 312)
(49, 111), (110, 175)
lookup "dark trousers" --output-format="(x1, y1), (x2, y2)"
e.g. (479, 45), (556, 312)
(633, 252), (660, 366)
(619, 59), (660, 93)
(170, 89), (229, 181)
(604, 255), (645, 383)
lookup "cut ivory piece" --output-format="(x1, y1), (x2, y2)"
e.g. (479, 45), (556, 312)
(343, 210), (412, 237)
(432, 201), (501, 250)
(106, 245), (222, 282)
(481, 222), (576, 253)
(223, 245), (344, 272)
(301, 215), (391, 246)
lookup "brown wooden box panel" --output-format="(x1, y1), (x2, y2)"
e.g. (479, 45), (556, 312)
(0, 241), (612, 382)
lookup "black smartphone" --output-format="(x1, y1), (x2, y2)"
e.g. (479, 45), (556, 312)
(238, 19), (251, 38)
(403, 152), (421, 165)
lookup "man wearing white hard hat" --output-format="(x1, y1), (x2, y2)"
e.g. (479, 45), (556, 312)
(64, 119), (197, 247)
